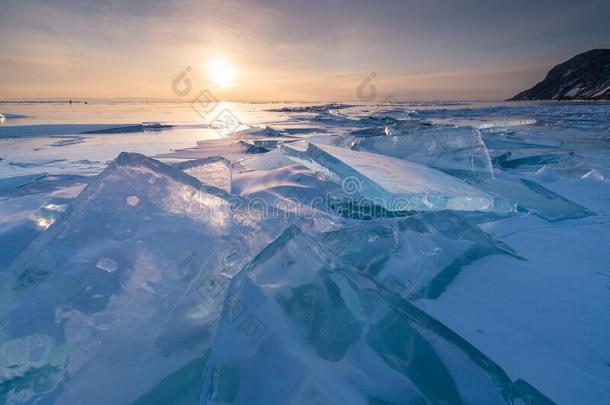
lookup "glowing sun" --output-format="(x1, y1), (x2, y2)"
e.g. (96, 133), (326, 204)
(207, 58), (236, 87)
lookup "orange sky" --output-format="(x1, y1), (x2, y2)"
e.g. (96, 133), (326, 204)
(1, 0), (609, 101)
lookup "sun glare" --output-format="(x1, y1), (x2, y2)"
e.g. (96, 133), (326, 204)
(207, 58), (236, 87)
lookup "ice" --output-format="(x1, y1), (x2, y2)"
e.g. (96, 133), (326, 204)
(238, 148), (295, 171)
(533, 165), (560, 182)
(350, 120), (433, 138)
(201, 225), (537, 403)
(234, 164), (339, 205)
(477, 119), (537, 129)
(174, 156), (233, 192)
(132, 354), (211, 405)
(482, 130), (564, 151)
(267, 103), (352, 113)
(141, 121), (173, 131)
(95, 257), (118, 273)
(239, 138), (296, 153)
(496, 151), (583, 170)
(1, 100), (609, 403)
(477, 177), (595, 221)
(355, 127), (495, 179)
(581, 169), (606, 182)
(422, 178), (610, 403)
(320, 211), (521, 299)
(157, 136), (262, 161)
(236, 125), (287, 137)
(0, 152), (291, 404)
(0, 176), (86, 272)
(0, 173), (46, 192)
(0, 124), (144, 138)
(84, 123), (174, 134)
(50, 136), (85, 147)
(280, 141), (514, 213)
(231, 163), (350, 232)
(0, 334), (56, 384)
(0, 113), (28, 119)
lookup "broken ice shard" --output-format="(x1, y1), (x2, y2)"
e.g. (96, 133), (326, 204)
(280, 141), (514, 213)
(202, 225), (534, 404)
(320, 211), (521, 299)
(477, 119), (537, 129)
(477, 177), (594, 221)
(481, 129), (564, 150)
(495, 151), (582, 170)
(0, 152), (290, 404)
(174, 155), (233, 192)
(356, 127), (495, 180)
(238, 148), (296, 171)
(350, 119), (432, 138)
(0, 173), (46, 192)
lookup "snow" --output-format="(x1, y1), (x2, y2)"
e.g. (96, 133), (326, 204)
(564, 85), (584, 98)
(0, 100), (609, 403)
(592, 84), (610, 98)
(421, 178), (610, 403)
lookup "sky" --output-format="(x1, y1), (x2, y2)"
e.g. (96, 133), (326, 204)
(1, 0), (609, 101)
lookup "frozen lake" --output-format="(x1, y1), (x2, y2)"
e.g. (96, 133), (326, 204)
(1, 100), (610, 403)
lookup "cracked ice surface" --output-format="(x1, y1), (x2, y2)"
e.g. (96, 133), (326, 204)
(1, 101), (609, 403)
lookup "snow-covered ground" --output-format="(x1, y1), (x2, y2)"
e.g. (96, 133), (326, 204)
(0, 100), (609, 403)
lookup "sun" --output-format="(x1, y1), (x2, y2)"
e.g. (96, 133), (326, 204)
(207, 58), (236, 87)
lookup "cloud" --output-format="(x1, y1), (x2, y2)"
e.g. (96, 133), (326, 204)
(1, 0), (608, 100)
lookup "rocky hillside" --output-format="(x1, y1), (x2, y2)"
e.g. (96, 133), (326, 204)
(510, 49), (610, 100)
